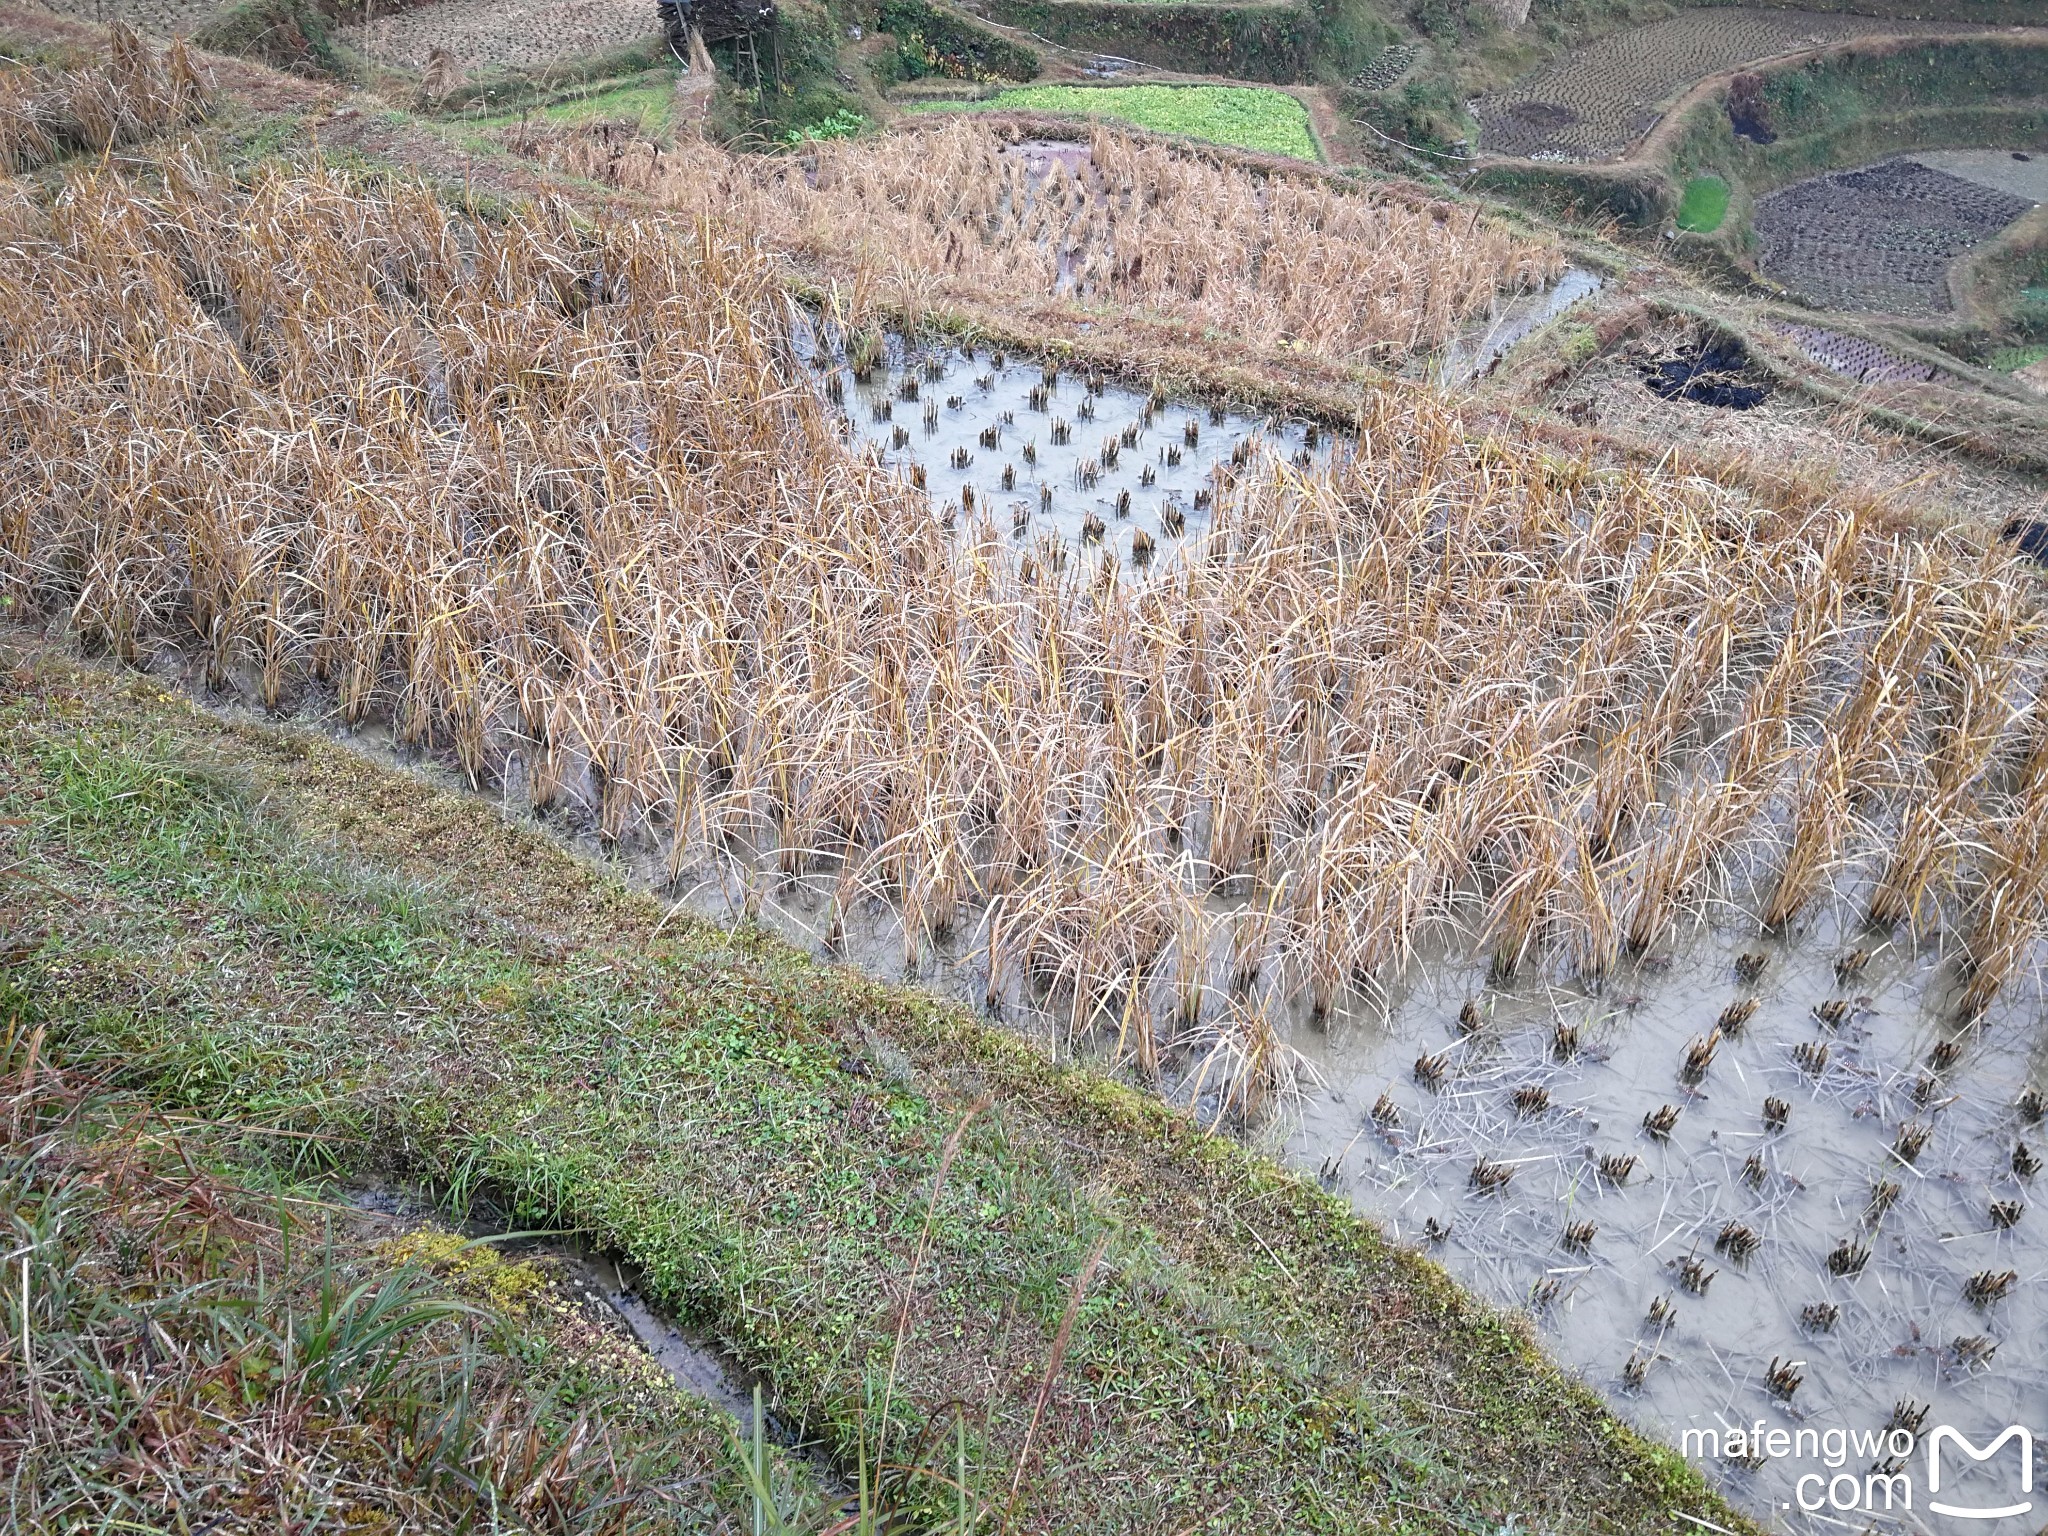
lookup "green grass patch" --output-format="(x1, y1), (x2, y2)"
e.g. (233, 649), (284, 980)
(1676, 174), (1728, 234)
(467, 77), (678, 135)
(910, 83), (1318, 159)
(783, 107), (866, 144)
(1990, 343), (2048, 372)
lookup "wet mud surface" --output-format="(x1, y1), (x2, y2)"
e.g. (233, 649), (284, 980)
(1281, 920), (2045, 1526)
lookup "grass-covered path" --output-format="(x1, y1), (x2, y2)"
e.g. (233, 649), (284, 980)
(0, 632), (1753, 1534)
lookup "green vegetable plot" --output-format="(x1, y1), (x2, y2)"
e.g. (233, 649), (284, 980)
(912, 83), (1317, 159)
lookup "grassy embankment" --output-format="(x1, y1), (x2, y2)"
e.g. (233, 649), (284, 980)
(907, 81), (1319, 157)
(0, 637), (1753, 1534)
(1957, 216), (2048, 359)
(463, 73), (686, 136)
(0, 989), (797, 1530)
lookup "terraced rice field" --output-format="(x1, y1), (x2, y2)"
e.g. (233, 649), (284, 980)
(37, 0), (230, 38)
(819, 334), (1333, 563)
(1776, 324), (1938, 385)
(1755, 157), (2035, 316)
(519, 121), (1557, 364)
(9, 32), (2048, 1524)
(773, 322), (2048, 1523)
(1349, 41), (1420, 92)
(1477, 8), (1937, 162)
(342, 0), (655, 71)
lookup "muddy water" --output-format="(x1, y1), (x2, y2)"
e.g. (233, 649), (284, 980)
(525, 1244), (777, 1426)
(808, 329), (1334, 562)
(1282, 920), (2046, 1528)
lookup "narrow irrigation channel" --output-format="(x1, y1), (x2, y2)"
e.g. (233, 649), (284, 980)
(351, 1185), (767, 1425)
(1430, 266), (1606, 385)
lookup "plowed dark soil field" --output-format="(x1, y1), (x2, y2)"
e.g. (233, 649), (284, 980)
(1755, 157), (2035, 315)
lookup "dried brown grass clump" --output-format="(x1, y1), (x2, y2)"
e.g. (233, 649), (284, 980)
(0, 24), (208, 173)
(520, 118), (1566, 366)
(3, 154), (2047, 1117)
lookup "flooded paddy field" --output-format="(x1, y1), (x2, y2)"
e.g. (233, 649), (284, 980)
(635, 756), (2046, 1524)
(807, 327), (1336, 562)
(803, 257), (1605, 537)
(31, 146), (2035, 1524)
(177, 304), (2048, 1522)
(517, 328), (2045, 1527)
(620, 783), (2048, 1526)
(1907, 149), (2048, 208)
(749, 330), (2047, 1523)
(1284, 922), (2045, 1524)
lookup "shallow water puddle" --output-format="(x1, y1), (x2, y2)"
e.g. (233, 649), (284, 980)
(1433, 265), (1605, 384)
(534, 1245), (767, 1423)
(1280, 919), (2046, 1524)
(807, 329), (1334, 561)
